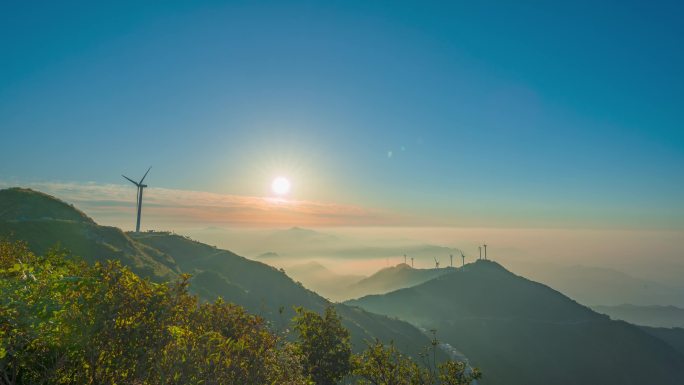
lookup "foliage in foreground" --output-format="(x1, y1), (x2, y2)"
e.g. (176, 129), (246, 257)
(294, 306), (352, 385)
(352, 340), (481, 385)
(0, 240), (480, 385)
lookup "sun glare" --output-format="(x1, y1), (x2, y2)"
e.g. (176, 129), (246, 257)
(271, 176), (291, 196)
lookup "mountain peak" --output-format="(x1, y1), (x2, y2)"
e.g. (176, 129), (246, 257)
(0, 187), (95, 224)
(288, 226), (316, 234)
(266, 226), (338, 244)
(272, 226), (329, 237)
(256, 251), (280, 259)
(467, 259), (510, 273)
(374, 263), (413, 273)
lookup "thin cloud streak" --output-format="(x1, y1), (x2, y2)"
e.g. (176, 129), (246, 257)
(0, 181), (405, 228)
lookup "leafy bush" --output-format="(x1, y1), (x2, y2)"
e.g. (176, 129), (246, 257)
(352, 340), (481, 385)
(293, 306), (352, 385)
(0, 240), (479, 385)
(0, 240), (307, 385)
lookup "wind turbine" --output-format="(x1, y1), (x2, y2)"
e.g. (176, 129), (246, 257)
(434, 257), (440, 268)
(483, 244), (488, 260)
(460, 250), (466, 267)
(122, 167), (151, 233)
(450, 254), (453, 267)
(411, 257), (414, 268)
(479, 246), (482, 260)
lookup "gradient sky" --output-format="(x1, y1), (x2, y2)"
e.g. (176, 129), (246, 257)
(1, 1), (683, 229)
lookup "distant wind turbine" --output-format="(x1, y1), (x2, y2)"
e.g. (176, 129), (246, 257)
(450, 254), (453, 267)
(434, 257), (440, 269)
(460, 250), (465, 267)
(411, 257), (414, 268)
(122, 167), (151, 233)
(483, 243), (488, 260)
(479, 246), (482, 260)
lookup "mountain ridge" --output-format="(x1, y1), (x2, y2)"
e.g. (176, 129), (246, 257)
(522, 263), (684, 307)
(347, 259), (684, 385)
(592, 304), (684, 328)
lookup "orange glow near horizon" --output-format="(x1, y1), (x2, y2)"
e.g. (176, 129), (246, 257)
(14, 181), (400, 228)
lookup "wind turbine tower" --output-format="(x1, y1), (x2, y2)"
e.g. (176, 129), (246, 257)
(479, 246), (482, 260)
(434, 257), (440, 268)
(122, 167), (151, 233)
(411, 257), (414, 268)
(450, 254), (453, 267)
(460, 251), (465, 267)
(483, 244), (488, 260)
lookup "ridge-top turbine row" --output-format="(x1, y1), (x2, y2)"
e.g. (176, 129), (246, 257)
(404, 244), (490, 270)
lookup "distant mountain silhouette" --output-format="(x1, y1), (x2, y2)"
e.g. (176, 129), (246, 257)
(592, 304), (684, 328)
(347, 260), (684, 385)
(266, 226), (338, 245)
(249, 227), (343, 257)
(0, 188), (438, 357)
(327, 244), (460, 260)
(525, 264), (684, 307)
(255, 251), (280, 259)
(345, 263), (450, 299)
(285, 261), (365, 301)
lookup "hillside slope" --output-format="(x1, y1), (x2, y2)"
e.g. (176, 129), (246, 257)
(0, 188), (178, 281)
(640, 326), (684, 356)
(346, 263), (449, 299)
(0, 187), (94, 223)
(347, 260), (684, 385)
(0, 188), (439, 358)
(130, 232), (439, 355)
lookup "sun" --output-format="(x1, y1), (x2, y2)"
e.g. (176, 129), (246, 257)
(271, 176), (291, 196)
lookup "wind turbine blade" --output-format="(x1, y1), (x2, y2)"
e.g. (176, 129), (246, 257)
(122, 175), (139, 186)
(139, 166), (152, 184)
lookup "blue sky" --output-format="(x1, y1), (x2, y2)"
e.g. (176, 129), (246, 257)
(1, 1), (682, 229)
